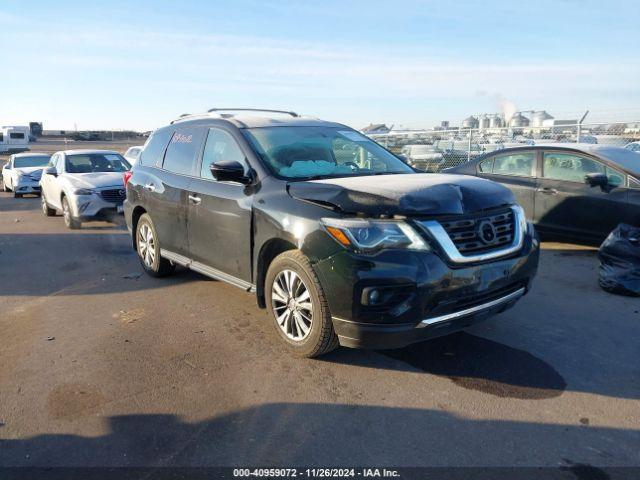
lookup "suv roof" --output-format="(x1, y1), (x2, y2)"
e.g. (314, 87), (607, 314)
(169, 108), (346, 129)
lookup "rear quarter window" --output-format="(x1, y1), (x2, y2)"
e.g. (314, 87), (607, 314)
(162, 127), (206, 176)
(139, 128), (173, 167)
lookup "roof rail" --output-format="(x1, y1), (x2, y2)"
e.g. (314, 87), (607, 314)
(170, 112), (212, 124)
(206, 108), (299, 117)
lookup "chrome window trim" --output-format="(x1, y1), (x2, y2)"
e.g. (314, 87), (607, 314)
(417, 287), (525, 328)
(417, 205), (526, 264)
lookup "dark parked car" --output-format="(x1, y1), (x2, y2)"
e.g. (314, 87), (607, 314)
(124, 108), (539, 357)
(445, 144), (640, 242)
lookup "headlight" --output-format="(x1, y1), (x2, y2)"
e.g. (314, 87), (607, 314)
(74, 188), (95, 195)
(322, 218), (430, 253)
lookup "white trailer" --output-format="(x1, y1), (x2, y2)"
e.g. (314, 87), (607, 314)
(0, 126), (30, 153)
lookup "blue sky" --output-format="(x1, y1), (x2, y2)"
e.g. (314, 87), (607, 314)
(1, 0), (638, 131)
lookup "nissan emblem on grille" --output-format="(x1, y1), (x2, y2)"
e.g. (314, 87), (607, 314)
(477, 220), (497, 244)
(420, 206), (518, 258)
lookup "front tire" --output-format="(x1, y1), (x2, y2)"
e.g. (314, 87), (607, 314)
(265, 250), (338, 358)
(62, 196), (81, 229)
(41, 193), (56, 216)
(136, 213), (175, 277)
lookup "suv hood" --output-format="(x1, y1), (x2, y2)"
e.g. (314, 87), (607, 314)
(66, 172), (125, 189)
(287, 173), (515, 216)
(13, 166), (45, 176)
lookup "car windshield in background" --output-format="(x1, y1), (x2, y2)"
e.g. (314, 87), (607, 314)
(243, 126), (413, 180)
(14, 156), (50, 168)
(65, 153), (130, 173)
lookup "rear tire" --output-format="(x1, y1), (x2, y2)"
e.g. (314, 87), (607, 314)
(41, 193), (56, 216)
(265, 250), (339, 358)
(62, 196), (81, 229)
(136, 213), (175, 277)
(13, 191), (22, 198)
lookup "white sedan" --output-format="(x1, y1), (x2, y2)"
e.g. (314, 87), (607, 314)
(40, 149), (131, 229)
(124, 146), (144, 165)
(1, 153), (51, 197)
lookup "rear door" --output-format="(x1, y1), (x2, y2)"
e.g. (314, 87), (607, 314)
(476, 150), (537, 219)
(534, 151), (628, 238)
(187, 127), (253, 284)
(150, 127), (206, 256)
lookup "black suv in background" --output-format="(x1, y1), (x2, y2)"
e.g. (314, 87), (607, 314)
(124, 109), (539, 357)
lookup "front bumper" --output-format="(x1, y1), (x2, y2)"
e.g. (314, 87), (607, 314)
(13, 179), (41, 194)
(313, 227), (539, 349)
(69, 192), (124, 220)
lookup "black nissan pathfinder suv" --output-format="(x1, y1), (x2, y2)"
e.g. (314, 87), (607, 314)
(124, 109), (539, 357)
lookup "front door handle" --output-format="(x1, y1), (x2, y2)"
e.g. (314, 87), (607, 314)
(536, 187), (558, 195)
(144, 183), (156, 192)
(188, 194), (201, 205)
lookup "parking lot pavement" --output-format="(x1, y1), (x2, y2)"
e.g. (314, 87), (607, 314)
(0, 191), (639, 468)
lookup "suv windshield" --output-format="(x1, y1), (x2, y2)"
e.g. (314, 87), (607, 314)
(243, 126), (413, 180)
(14, 156), (50, 168)
(65, 153), (130, 173)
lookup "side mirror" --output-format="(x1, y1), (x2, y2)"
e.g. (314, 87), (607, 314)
(4, 164), (10, 170)
(210, 160), (250, 184)
(43, 166), (58, 177)
(584, 172), (608, 189)
(396, 153), (408, 163)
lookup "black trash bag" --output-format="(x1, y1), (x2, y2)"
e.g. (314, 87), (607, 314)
(598, 223), (640, 296)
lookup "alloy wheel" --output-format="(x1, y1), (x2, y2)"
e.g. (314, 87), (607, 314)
(271, 269), (313, 341)
(137, 223), (156, 268)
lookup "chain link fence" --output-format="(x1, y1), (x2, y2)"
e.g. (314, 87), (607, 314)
(367, 121), (640, 172)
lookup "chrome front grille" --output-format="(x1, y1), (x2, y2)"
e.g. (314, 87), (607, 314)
(440, 209), (515, 254)
(417, 205), (526, 264)
(100, 188), (126, 204)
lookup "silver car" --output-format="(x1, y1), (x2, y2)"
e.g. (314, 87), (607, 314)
(40, 149), (131, 229)
(124, 145), (144, 165)
(1, 153), (51, 197)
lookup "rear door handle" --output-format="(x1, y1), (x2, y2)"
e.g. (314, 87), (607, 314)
(144, 183), (156, 192)
(188, 194), (201, 205)
(536, 187), (558, 195)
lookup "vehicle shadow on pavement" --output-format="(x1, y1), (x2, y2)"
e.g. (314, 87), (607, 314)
(1, 405), (638, 468)
(319, 333), (567, 400)
(0, 233), (202, 296)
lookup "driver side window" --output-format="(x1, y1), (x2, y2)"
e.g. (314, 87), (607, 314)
(200, 128), (246, 180)
(542, 153), (604, 183)
(50, 154), (63, 174)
